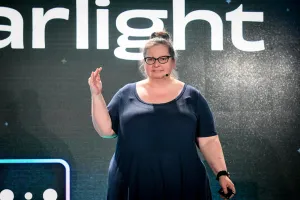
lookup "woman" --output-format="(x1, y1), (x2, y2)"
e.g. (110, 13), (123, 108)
(88, 31), (236, 200)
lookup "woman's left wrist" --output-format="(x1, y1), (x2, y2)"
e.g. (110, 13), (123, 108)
(216, 170), (230, 181)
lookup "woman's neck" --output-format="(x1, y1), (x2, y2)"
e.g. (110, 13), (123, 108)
(145, 77), (176, 88)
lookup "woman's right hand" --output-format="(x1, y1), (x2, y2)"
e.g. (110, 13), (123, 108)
(88, 67), (103, 96)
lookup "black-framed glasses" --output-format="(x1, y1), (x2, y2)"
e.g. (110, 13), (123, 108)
(144, 56), (172, 65)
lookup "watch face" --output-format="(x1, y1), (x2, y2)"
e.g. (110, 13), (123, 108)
(0, 159), (70, 200)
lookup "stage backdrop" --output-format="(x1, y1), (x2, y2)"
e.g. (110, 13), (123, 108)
(0, 0), (299, 199)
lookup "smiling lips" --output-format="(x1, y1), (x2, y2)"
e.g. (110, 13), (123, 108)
(152, 70), (164, 73)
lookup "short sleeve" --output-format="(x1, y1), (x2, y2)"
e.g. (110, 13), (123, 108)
(107, 91), (121, 135)
(195, 92), (217, 137)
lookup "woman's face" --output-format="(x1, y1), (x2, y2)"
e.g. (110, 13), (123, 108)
(144, 44), (175, 79)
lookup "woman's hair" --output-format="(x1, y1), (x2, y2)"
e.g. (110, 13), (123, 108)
(139, 30), (179, 79)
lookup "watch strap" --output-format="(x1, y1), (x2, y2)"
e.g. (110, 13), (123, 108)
(216, 170), (230, 180)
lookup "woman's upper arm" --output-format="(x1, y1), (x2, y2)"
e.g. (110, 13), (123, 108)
(107, 90), (122, 134)
(195, 90), (217, 138)
(196, 135), (219, 148)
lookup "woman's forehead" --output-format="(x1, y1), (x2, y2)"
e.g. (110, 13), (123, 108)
(146, 44), (169, 56)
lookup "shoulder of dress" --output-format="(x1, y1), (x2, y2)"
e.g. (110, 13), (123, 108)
(184, 84), (201, 95)
(183, 84), (209, 104)
(120, 82), (135, 90)
(115, 83), (135, 97)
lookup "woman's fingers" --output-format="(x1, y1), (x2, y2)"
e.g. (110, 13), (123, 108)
(88, 72), (93, 85)
(88, 67), (102, 88)
(228, 185), (236, 199)
(229, 187), (236, 199)
(96, 68), (101, 81)
(96, 67), (102, 80)
(91, 71), (95, 84)
(92, 67), (100, 82)
(220, 185), (235, 199)
(91, 71), (98, 87)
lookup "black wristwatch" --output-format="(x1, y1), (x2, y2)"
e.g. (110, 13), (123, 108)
(216, 170), (230, 181)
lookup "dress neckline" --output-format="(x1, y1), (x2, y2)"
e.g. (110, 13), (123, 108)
(133, 82), (187, 106)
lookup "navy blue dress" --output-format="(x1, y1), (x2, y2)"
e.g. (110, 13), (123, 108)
(106, 83), (217, 200)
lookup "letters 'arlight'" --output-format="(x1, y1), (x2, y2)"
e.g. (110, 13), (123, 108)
(0, 0), (264, 60)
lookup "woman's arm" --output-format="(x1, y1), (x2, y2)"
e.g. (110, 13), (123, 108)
(196, 135), (227, 175)
(91, 93), (116, 137)
(88, 67), (116, 137)
(197, 135), (236, 198)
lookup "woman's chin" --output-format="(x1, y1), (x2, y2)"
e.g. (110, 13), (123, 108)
(149, 75), (168, 80)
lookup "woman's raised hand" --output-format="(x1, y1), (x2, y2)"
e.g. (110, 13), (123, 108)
(88, 67), (103, 96)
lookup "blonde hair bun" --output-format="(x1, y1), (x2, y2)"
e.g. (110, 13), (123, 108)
(150, 31), (170, 41)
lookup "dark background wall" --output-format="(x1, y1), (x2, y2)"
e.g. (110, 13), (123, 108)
(0, 0), (299, 199)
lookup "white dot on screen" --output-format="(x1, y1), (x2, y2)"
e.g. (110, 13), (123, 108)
(43, 189), (58, 200)
(25, 192), (33, 200)
(0, 189), (14, 199)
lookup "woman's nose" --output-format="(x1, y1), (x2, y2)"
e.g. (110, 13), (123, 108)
(153, 60), (160, 68)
